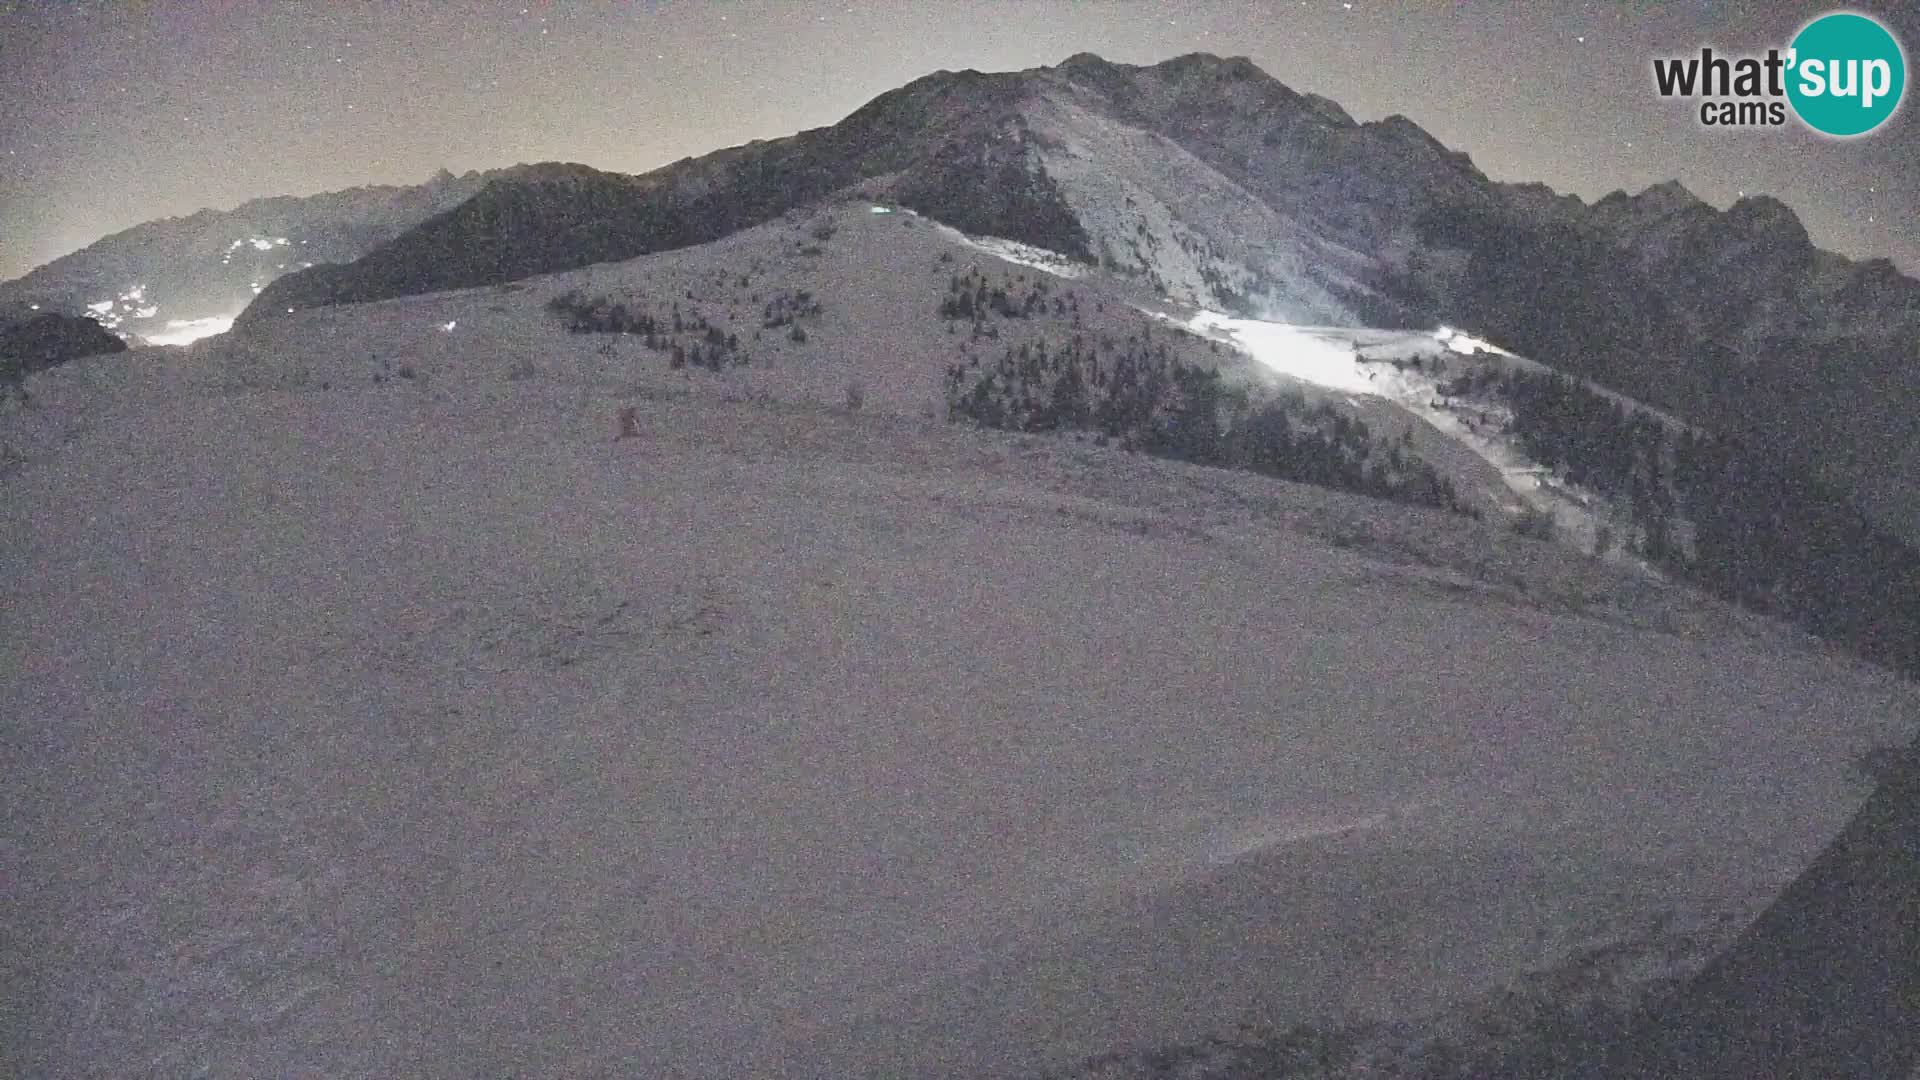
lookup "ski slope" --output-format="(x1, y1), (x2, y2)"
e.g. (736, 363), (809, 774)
(1175, 309), (1678, 565)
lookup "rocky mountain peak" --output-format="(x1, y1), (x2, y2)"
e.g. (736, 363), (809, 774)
(1640, 178), (1705, 208)
(1367, 114), (1482, 175)
(1724, 194), (1811, 249)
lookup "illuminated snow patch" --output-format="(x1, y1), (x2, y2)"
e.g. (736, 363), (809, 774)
(143, 316), (233, 346)
(133, 305), (159, 319)
(250, 238), (274, 251)
(869, 205), (892, 214)
(87, 300), (114, 315)
(27, 303), (38, 310)
(928, 221), (1087, 279)
(1186, 311), (1378, 395)
(441, 320), (457, 332)
(1435, 325), (1507, 356)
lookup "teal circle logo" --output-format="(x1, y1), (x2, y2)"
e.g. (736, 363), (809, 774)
(1786, 11), (1906, 137)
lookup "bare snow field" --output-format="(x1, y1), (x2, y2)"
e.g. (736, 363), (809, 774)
(4, 206), (1917, 1078)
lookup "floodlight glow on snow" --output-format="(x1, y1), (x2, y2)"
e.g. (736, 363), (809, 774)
(1444, 329), (1498, 355)
(1187, 311), (1378, 395)
(143, 316), (234, 346)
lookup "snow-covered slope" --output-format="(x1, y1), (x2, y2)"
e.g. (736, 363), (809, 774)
(201, 201), (1228, 422)
(1172, 312), (1695, 566)
(174, 204), (1567, 558)
(52, 197), (1816, 575)
(5, 202), (1916, 1078)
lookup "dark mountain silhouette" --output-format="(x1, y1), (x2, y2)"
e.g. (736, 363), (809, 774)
(243, 53), (1511, 327)
(1400, 178), (1920, 544)
(1, 309), (127, 388)
(245, 70), (1086, 318)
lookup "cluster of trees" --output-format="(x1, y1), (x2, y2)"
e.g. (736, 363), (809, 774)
(546, 289), (748, 372)
(1450, 367), (1681, 554)
(761, 289), (821, 329)
(1671, 431), (1920, 677)
(1410, 203), (1680, 391)
(937, 267), (1080, 325)
(1472, 364), (1920, 678)
(943, 325), (1475, 517)
(548, 289), (657, 336)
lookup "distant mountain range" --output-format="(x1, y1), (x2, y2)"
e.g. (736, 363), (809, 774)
(0, 166), (548, 341)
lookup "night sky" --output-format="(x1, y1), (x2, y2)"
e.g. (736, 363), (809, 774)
(2, 0), (1916, 282)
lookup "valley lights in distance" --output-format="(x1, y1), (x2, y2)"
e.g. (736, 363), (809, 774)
(1652, 9), (1907, 136)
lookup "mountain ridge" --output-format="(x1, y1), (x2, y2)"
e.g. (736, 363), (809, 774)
(241, 52), (1912, 336)
(0, 165), (556, 339)
(16, 50), (1920, 537)
(234, 52), (1920, 540)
